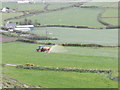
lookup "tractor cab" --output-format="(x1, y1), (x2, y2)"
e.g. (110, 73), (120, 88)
(36, 45), (50, 52)
(37, 46), (44, 49)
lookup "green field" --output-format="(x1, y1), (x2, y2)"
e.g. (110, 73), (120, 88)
(102, 8), (118, 17)
(102, 18), (118, 26)
(2, 2), (18, 9)
(2, 42), (118, 73)
(101, 8), (118, 26)
(0, 12), (23, 25)
(1, 2), (119, 88)
(17, 3), (45, 12)
(30, 27), (118, 46)
(12, 8), (105, 28)
(47, 2), (73, 10)
(2, 2), (46, 12)
(3, 67), (118, 88)
(2, 42), (118, 87)
(82, 2), (118, 7)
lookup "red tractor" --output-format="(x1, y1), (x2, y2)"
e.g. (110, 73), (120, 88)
(36, 45), (50, 52)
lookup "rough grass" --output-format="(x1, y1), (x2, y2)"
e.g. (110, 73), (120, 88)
(30, 27), (118, 46)
(3, 67), (118, 88)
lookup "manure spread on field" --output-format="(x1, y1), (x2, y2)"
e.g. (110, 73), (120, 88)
(48, 45), (67, 53)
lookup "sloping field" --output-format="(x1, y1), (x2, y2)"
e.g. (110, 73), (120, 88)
(2, 42), (118, 73)
(2, 2), (46, 12)
(12, 8), (105, 28)
(2, 42), (118, 88)
(102, 8), (118, 17)
(0, 12), (23, 25)
(3, 67), (118, 88)
(102, 18), (118, 26)
(2, 2), (18, 9)
(30, 27), (118, 46)
(47, 2), (74, 10)
(82, 2), (118, 8)
(17, 3), (45, 12)
(101, 8), (118, 26)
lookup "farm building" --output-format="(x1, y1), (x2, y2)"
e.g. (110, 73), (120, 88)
(5, 22), (16, 29)
(17, 0), (30, 4)
(1, 7), (15, 12)
(5, 22), (34, 32)
(15, 25), (34, 31)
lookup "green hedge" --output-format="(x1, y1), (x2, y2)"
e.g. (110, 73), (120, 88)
(16, 65), (112, 74)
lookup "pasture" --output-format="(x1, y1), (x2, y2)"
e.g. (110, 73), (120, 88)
(2, 42), (118, 87)
(102, 18), (118, 26)
(3, 66), (118, 88)
(0, 12), (23, 25)
(47, 2), (74, 10)
(12, 7), (105, 28)
(2, 42), (118, 74)
(1, 1), (119, 88)
(2, 2), (46, 12)
(101, 8), (118, 26)
(30, 27), (118, 46)
(82, 2), (118, 8)
(102, 8), (118, 17)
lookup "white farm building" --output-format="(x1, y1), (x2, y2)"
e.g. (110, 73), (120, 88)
(14, 25), (34, 31)
(5, 22), (34, 32)
(17, 0), (30, 4)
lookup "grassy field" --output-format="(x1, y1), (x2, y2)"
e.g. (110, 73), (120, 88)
(2, 2), (18, 9)
(2, 42), (118, 73)
(102, 8), (118, 17)
(2, 42), (118, 88)
(47, 2), (74, 10)
(1, 2), (119, 88)
(12, 7), (105, 28)
(0, 12), (23, 25)
(17, 3), (45, 12)
(2, 2), (46, 12)
(30, 27), (118, 46)
(101, 8), (118, 26)
(82, 2), (118, 7)
(3, 67), (118, 88)
(102, 18), (118, 26)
